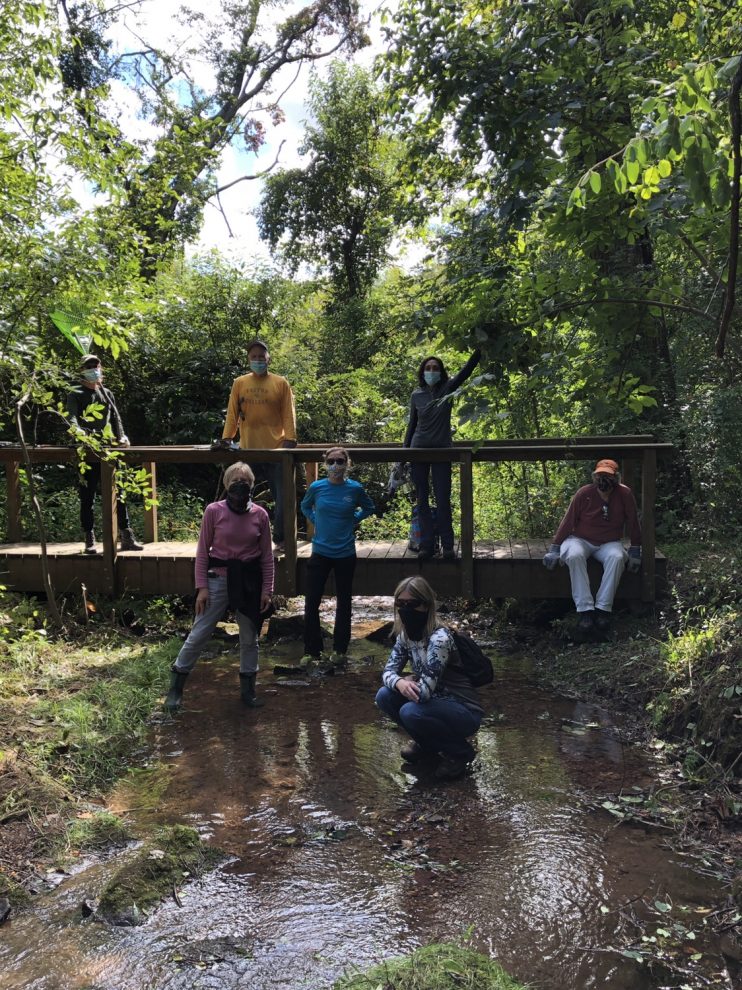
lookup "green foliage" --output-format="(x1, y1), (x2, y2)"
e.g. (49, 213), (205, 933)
(259, 61), (415, 300)
(60, 811), (133, 855)
(333, 942), (527, 990)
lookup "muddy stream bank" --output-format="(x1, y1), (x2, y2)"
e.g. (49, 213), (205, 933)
(0, 599), (730, 989)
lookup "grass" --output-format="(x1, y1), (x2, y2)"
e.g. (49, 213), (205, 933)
(333, 942), (528, 990)
(97, 825), (224, 925)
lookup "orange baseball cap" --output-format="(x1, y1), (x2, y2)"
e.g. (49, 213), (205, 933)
(594, 459), (619, 475)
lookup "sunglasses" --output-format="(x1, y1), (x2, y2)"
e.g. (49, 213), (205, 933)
(326, 458), (346, 465)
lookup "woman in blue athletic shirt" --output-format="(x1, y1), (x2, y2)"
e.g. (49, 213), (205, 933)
(300, 446), (375, 664)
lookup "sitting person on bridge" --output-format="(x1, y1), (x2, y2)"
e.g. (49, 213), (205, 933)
(403, 349), (481, 560)
(300, 446), (375, 669)
(375, 576), (483, 781)
(164, 462), (274, 713)
(66, 353), (142, 555)
(542, 459), (642, 633)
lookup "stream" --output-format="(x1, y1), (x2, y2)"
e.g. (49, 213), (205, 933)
(0, 599), (730, 989)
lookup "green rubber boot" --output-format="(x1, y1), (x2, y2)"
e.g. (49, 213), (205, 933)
(240, 672), (264, 708)
(164, 668), (188, 712)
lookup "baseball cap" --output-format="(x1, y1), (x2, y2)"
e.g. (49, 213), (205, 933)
(594, 459), (620, 475)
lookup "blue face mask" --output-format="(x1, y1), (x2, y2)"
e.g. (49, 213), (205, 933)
(424, 370), (441, 387)
(249, 360), (267, 375)
(82, 368), (102, 383)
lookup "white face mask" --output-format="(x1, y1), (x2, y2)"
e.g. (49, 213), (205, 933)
(82, 368), (102, 383)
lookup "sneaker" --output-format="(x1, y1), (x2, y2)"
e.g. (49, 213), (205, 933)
(434, 755), (471, 781)
(441, 549), (456, 560)
(273, 541), (285, 556)
(576, 611), (595, 632)
(417, 547), (434, 561)
(328, 652), (348, 669)
(594, 610), (611, 632)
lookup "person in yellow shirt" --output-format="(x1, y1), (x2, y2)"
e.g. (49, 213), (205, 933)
(222, 339), (297, 550)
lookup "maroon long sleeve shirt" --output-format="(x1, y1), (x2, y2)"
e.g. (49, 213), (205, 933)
(552, 483), (641, 547)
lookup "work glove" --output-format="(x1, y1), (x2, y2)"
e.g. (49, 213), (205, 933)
(543, 543), (561, 571)
(627, 546), (641, 573)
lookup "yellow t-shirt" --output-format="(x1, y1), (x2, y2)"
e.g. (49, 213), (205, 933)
(222, 372), (297, 450)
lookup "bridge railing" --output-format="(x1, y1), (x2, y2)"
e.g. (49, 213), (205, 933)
(1, 436), (672, 600)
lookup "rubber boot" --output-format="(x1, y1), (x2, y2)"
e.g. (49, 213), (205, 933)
(83, 530), (98, 555)
(240, 672), (264, 708)
(120, 528), (143, 551)
(164, 668), (188, 712)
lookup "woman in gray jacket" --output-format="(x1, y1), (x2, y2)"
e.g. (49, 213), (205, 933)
(403, 350), (480, 559)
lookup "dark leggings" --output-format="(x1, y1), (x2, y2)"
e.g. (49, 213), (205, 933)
(304, 553), (357, 656)
(78, 463), (129, 532)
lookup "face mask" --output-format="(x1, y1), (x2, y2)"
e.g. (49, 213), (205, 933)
(424, 370), (441, 387)
(398, 604), (429, 641)
(82, 368), (102, 383)
(595, 475), (616, 492)
(226, 481), (252, 513)
(249, 360), (267, 374)
(326, 463), (345, 479)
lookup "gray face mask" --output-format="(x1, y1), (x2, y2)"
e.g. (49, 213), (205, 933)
(82, 368), (102, 382)
(424, 370), (441, 386)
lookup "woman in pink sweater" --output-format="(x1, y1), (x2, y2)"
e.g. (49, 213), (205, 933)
(164, 462), (274, 712)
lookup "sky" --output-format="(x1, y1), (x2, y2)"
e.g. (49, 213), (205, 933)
(106, 0), (399, 270)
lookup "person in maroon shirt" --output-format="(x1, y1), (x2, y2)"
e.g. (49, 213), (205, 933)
(543, 459), (641, 633)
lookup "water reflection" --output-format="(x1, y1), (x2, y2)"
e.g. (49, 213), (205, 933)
(0, 643), (724, 990)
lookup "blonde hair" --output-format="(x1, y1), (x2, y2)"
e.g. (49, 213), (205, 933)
(223, 462), (255, 489)
(392, 575), (442, 642)
(324, 445), (351, 480)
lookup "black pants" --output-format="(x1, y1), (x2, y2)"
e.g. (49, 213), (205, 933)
(78, 463), (130, 532)
(304, 553), (356, 657)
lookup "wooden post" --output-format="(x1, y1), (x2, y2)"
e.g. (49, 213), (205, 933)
(641, 448), (656, 602)
(459, 451), (474, 597)
(5, 461), (22, 541)
(142, 461), (158, 543)
(100, 460), (117, 595)
(282, 451), (297, 595)
(305, 460), (318, 538)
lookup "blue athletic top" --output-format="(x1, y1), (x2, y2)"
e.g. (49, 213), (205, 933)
(301, 478), (376, 558)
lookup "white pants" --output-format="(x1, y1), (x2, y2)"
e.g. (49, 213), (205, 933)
(560, 537), (627, 613)
(174, 574), (258, 674)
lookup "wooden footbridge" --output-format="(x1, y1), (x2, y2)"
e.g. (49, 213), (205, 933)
(1, 437), (670, 602)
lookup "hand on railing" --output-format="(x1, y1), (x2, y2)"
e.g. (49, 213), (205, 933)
(543, 544), (561, 570)
(626, 546), (641, 573)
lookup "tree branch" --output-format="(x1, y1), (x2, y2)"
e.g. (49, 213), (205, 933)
(715, 55), (742, 358)
(212, 139), (286, 194)
(547, 296), (718, 323)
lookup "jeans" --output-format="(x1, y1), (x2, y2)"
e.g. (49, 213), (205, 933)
(411, 460), (454, 552)
(78, 463), (130, 532)
(375, 685), (481, 760)
(560, 537), (627, 613)
(304, 553), (357, 657)
(174, 574), (258, 674)
(252, 462), (284, 542)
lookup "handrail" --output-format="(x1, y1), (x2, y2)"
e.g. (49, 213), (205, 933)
(1, 438), (673, 600)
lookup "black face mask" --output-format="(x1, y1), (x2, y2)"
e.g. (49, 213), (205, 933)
(595, 476), (617, 493)
(398, 604), (429, 641)
(226, 481), (252, 513)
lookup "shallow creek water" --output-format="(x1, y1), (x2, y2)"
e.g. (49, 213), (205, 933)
(0, 601), (728, 989)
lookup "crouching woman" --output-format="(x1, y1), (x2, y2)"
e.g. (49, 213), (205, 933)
(375, 576), (483, 780)
(165, 462), (274, 712)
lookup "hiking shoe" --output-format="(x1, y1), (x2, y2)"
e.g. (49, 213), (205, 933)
(441, 549), (456, 560)
(594, 610), (611, 632)
(434, 755), (471, 781)
(417, 547), (434, 561)
(576, 611), (595, 632)
(328, 652), (348, 669)
(400, 740), (424, 763)
(83, 530), (97, 555)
